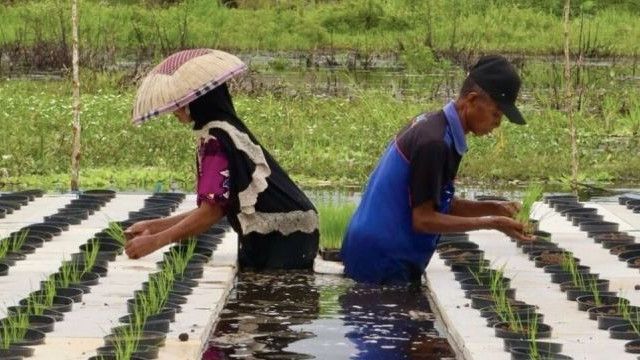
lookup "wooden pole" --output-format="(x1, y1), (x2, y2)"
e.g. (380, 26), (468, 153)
(70, 0), (81, 191)
(563, 0), (578, 192)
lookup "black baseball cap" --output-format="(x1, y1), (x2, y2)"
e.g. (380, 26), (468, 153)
(468, 55), (525, 125)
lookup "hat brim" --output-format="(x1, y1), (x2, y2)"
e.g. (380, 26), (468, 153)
(497, 101), (526, 125)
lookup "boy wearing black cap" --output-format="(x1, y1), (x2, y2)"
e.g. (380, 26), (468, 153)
(340, 55), (532, 284)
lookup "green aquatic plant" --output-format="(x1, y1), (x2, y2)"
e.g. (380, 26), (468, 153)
(515, 184), (543, 234)
(317, 202), (356, 250)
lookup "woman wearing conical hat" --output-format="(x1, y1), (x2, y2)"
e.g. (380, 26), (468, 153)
(124, 49), (318, 270)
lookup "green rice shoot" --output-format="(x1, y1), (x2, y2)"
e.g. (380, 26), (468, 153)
(0, 239), (10, 260)
(0, 310), (29, 348)
(515, 184), (543, 234)
(83, 238), (100, 270)
(111, 323), (142, 360)
(8, 230), (29, 253)
(106, 222), (126, 247)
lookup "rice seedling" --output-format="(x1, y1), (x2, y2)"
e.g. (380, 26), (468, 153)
(7, 230), (29, 253)
(626, 308), (640, 336)
(111, 323), (141, 360)
(164, 238), (197, 277)
(136, 272), (173, 319)
(0, 239), (10, 260)
(515, 184), (543, 234)
(55, 260), (86, 288)
(469, 268), (483, 286)
(146, 274), (171, 314)
(587, 276), (602, 306)
(105, 222), (126, 247)
(560, 252), (590, 291)
(505, 302), (526, 333)
(26, 279), (57, 316)
(489, 264), (506, 299)
(82, 238), (100, 271)
(491, 281), (516, 325)
(527, 314), (542, 359)
(130, 303), (148, 330)
(318, 202), (355, 250)
(0, 311), (29, 348)
(569, 264), (586, 290)
(619, 297), (634, 321)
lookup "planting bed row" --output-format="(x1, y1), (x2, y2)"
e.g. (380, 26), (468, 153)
(0, 190), (115, 278)
(0, 190), (44, 220)
(0, 193), (238, 360)
(426, 195), (640, 360)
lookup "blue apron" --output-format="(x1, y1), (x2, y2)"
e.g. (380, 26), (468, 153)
(340, 142), (455, 284)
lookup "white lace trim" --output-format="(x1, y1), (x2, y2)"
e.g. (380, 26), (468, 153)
(195, 121), (318, 235)
(237, 210), (318, 236)
(196, 121), (270, 215)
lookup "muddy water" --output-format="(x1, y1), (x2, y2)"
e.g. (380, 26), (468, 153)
(203, 272), (455, 360)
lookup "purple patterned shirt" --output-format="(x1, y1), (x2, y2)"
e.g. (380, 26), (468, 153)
(196, 137), (230, 209)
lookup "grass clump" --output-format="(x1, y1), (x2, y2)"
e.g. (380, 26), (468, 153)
(317, 203), (355, 250)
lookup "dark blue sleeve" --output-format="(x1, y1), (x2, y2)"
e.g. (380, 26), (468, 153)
(409, 140), (448, 209)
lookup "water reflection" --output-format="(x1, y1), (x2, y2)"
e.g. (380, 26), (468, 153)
(203, 272), (454, 360)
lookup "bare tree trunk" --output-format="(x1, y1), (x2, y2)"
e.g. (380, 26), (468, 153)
(563, 0), (578, 193)
(70, 0), (81, 191)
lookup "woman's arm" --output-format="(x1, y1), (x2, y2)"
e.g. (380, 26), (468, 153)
(124, 209), (198, 239)
(124, 202), (224, 259)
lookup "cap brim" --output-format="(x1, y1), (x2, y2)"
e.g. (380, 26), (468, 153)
(497, 102), (526, 125)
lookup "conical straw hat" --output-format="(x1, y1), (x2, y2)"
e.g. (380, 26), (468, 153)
(132, 49), (247, 125)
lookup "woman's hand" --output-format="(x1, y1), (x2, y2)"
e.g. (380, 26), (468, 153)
(125, 230), (165, 259)
(124, 220), (156, 240)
